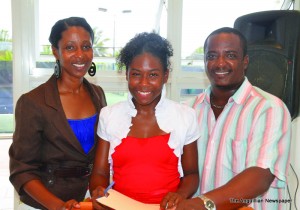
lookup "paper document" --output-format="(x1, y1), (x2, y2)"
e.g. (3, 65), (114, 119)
(96, 189), (161, 210)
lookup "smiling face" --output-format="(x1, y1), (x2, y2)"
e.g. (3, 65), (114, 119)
(52, 26), (93, 79)
(126, 52), (169, 108)
(204, 32), (249, 90)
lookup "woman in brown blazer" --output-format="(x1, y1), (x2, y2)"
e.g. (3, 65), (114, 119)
(9, 17), (106, 210)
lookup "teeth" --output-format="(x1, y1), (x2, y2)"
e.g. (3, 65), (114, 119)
(73, 64), (85, 67)
(138, 91), (150, 95)
(215, 71), (229, 75)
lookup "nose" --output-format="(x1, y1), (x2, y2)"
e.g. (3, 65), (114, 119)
(140, 75), (149, 86)
(215, 55), (227, 68)
(75, 48), (84, 59)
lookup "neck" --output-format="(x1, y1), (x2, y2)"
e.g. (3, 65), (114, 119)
(132, 98), (159, 114)
(210, 93), (226, 109)
(210, 86), (237, 109)
(57, 78), (83, 94)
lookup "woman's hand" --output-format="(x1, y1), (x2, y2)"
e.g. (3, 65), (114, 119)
(160, 192), (184, 209)
(55, 199), (80, 210)
(91, 186), (112, 210)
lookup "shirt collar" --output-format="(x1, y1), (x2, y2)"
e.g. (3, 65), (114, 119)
(202, 77), (251, 105)
(231, 77), (252, 105)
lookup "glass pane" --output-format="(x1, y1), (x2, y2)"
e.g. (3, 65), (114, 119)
(181, 88), (203, 96)
(0, 0), (13, 134)
(105, 92), (128, 105)
(180, 88), (204, 102)
(181, 0), (285, 72)
(0, 0), (13, 209)
(38, 0), (166, 71)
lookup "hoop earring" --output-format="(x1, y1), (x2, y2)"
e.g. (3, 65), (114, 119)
(88, 62), (96, 77)
(54, 60), (61, 78)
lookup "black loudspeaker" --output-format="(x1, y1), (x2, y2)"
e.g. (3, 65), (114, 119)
(234, 10), (300, 120)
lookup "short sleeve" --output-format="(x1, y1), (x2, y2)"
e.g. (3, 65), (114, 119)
(184, 106), (201, 145)
(97, 107), (110, 142)
(246, 103), (291, 188)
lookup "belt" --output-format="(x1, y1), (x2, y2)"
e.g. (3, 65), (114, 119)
(54, 166), (92, 177)
(42, 164), (93, 178)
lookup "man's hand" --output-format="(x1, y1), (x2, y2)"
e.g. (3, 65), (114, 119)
(161, 192), (185, 209)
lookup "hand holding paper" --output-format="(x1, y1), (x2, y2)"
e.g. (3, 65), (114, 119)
(96, 189), (167, 210)
(103, 181), (115, 197)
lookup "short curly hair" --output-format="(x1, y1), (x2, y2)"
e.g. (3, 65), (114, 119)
(117, 32), (173, 73)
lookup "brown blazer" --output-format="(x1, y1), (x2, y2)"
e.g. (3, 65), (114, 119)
(9, 74), (107, 209)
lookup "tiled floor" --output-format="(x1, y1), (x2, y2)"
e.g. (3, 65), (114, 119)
(0, 139), (14, 210)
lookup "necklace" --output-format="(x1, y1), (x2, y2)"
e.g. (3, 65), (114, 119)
(211, 101), (225, 109)
(210, 95), (226, 109)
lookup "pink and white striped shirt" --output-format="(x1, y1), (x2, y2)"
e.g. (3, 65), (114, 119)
(189, 77), (291, 210)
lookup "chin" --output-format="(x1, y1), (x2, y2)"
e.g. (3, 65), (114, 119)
(215, 82), (242, 91)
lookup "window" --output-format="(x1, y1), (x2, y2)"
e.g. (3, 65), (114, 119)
(8, 0), (287, 134)
(178, 0), (285, 102)
(0, 0), (13, 134)
(33, 0), (167, 105)
(182, 0), (285, 67)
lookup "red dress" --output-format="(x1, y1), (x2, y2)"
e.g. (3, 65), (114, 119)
(111, 133), (180, 204)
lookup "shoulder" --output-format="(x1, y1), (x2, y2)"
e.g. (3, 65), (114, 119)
(16, 76), (61, 113)
(21, 74), (56, 98)
(88, 82), (107, 106)
(242, 78), (286, 109)
(89, 82), (103, 91)
(14, 82), (51, 118)
(251, 86), (289, 110)
(98, 101), (132, 134)
(184, 93), (206, 108)
(84, 78), (105, 96)
(18, 81), (48, 104)
(88, 82), (104, 95)
(246, 86), (291, 121)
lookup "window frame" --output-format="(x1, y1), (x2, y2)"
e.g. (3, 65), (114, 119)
(10, 0), (296, 127)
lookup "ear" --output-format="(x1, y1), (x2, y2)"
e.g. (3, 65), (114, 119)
(51, 46), (59, 60)
(243, 55), (249, 75)
(163, 69), (169, 83)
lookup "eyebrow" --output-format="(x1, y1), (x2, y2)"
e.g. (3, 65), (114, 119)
(130, 68), (160, 72)
(225, 50), (238, 53)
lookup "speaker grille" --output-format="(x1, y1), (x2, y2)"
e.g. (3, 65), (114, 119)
(247, 50), (288, 99)
(234, 10), (300, 119)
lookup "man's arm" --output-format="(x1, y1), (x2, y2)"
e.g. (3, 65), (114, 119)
(176, 166), (274, 210)
(176, 104), (290, 210)
(205, 166), (274, 209)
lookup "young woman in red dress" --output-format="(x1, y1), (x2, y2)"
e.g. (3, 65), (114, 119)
(89, 32), (200, 210)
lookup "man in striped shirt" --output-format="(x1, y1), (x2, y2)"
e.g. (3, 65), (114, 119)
(176, 27), (291, 210)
